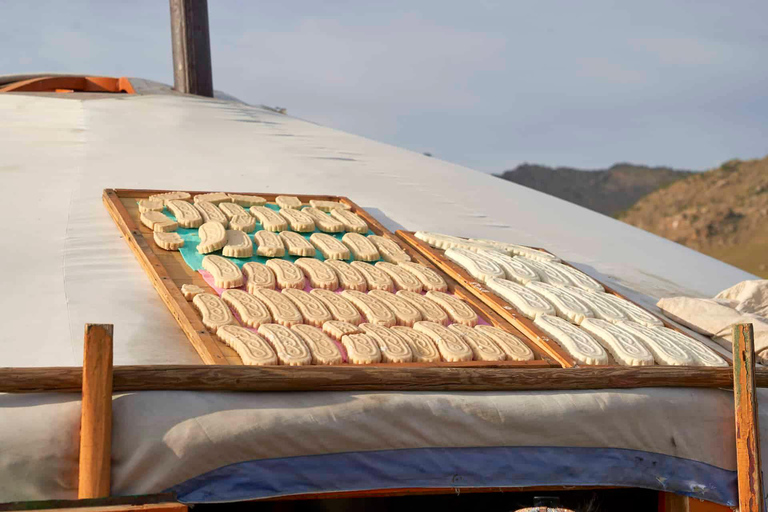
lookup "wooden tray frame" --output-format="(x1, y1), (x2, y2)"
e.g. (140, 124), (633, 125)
(103, 189), (556, 368)
(396, 230), (733, 368)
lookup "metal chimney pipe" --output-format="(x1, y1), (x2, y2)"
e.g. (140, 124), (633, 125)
(169, 0), (214, 97)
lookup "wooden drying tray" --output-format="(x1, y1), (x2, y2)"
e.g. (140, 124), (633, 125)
(396, 230), (733, 368)
(103, 189), (556, 368)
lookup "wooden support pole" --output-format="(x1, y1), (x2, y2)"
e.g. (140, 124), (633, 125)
(78, 324), (114, 499)
(169, 0), (213, 97)
(733, 323), (764, 512)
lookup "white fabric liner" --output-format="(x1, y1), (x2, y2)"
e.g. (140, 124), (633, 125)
(0, 92), (759, 500)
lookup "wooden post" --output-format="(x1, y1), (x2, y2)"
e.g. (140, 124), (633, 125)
(169, 0), (213, 97)
(733, 323), (764, 512)
(78, 324), (114, 499)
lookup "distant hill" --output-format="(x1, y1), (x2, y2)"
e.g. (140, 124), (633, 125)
(619, 157), (768, 278)
(496, 163), (694, 216)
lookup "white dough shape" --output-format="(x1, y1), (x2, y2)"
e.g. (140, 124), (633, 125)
(368, 235), (411, 263)
(140, 211), (178, 232)
(291, 324), (344, 365)
(222, 230), (253, 258)
(448, 323), (506, 362)
(444, 247), (505, 283)
(548, 262), (604, 292)
(474, 325), (535, 361)
(265, 259), (306, 289)
(650, 327), (728, 367)
(310, 233), (350, 260)
(516, 258), (571, 287)
(599, 293), (664, 327)
(228, 194), (266, 207)
(350, 261), (394, 291)
(368, 290), (422, 327)
(221, 289), (272, 328)
(424, 291), (478, 327)
(302, 207), (345, 233)
(217, 325), (278, 366)
(242, 262), (276, 291)
(138, 199), (164, 213)
(342, 233), (380, 261)
(414, 231), (495, 252)
(201, 255), (244, 288)
(397, 262), (448, 292)
(360, 324), (413, 363)
(197, 221), (227, 254)
(565, 286), (628, 323)
(330, 209), (368, 233)
(181, 283), (206, 301)
(257, 323), (312, 366)
(309, 199), (350, 211)
(278, 208), (315, 232)
(194, 192), (231, 204)
(250, 206), (288, 232)
(618, 322), (694, 366)
(391, 326), (441, 363)
(533, 314), (609, 366)
(475, 249), (540, 285)
(194, 201), (229, 228)
(279, 231), (315, 257)
(325, 260), (367, 291)
(526, 281), (594, 325)
(486, 278), (555, 319)
(412, 321), (473, 362)
(253, 230), (285, 258)
(230, 215), (256, 233)
(154, 232), (184, 251)
(580, 318), (654, 366)
(219, 202), (250, 220)
(474, 240), (561, 262)
(193, 293), (236, 331)
(149, 191), (191, 204)
(375, 262), (423, 293)
(396, 290), (451, 326)
(276, 195), (302, 209)
(341, 290), (397, 327)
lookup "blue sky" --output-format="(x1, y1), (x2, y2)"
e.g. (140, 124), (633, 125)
(2, 1), (767, 173)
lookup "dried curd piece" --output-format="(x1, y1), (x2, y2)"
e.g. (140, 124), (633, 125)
(197, 221), (227, 254)
(229, 215), (256, 233)
(396, 290), (450, 326)
(217, 325), (277, 366)
(265, 259), (305, 289)
(250, 288), (303, 327)
(448, 323), (506, 362)
(309, 233), (350, 260)
(340, 333), (381, 364)
(193, 293), (236, 331)
(281, 288), (333, 327)
(425, 291), (478, 327)
(414, 231), (469, 250)
(323, 320), (361, 341)
(486, 278), (555, 319)
(250, 206), (288, 232)
(154, 232), (184, 251)
(549, 262), (604, 292)
(141, 211), (178, 232)
(222, 230), (253, 258)
(367, 235), (411, 264)
(475, 248), (540, 285)
(242, 262), (276, 292)
(330, 209), (368, 233)
(291, 324), (344, 365)
(445, 247), (505, 284)
(311, 289), (362, 325)
(391, 326), (441, 363)
(276, 195), (302, 209)
(194, 201), (228, 228)
(228, 193), (266, 207)
(600, 294), (664, 328)
(580, 318), (654, 366)
(413, 321), (473, 362)
(278, 208), (315, 232)
(193, 192), (231, 204)
(517, 258), (571, 287)
(375, 262), (422, 293)
(342, 233), (380, 261)
(219, 202), (250, 220)
(221, 289), (271, 328)
(350, 262), (394, 291)
(167, 199), (204, 228)
(526, 281), (594, 325)
(279, 231), (315, 257)
(474, 325), (535, 361)
(618, 322), (694, 366)
(294, 258), (338, 290)
(325, 260), (367, 291)
(533, 314), (609, 366)
(181, 283), (206, 301)
(651, 327), (727, 367)
(470, 239), (560, 262)
(253, 230), (285, 257)
(397, 262), (448, 292)
(309, 199), (350, 211)
(360, 324), (413, 363)
(149, 191), (191, 204)
(138, 199), (164, 213)
(368, 290), (422, 327)
(257, 323), (312, 366)
(340, 290), (397, 327)
(565, 287), (627, 323)
(303, 207), (345, 233)
(201, 255), (243, 288)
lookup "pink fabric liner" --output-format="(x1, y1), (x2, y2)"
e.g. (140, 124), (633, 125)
(198, 269), (490, 363)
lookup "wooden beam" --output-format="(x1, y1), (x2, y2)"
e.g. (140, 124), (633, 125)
(733, 323), (764, 512)
(3, 365), (768, 394)
(169, 0), (213, 97)
(78, 325), (114, 499)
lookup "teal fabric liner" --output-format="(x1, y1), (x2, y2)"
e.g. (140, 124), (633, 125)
(157, 203), (378, 272)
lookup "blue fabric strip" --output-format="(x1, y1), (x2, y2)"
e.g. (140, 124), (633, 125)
(169, 446), (737, 505)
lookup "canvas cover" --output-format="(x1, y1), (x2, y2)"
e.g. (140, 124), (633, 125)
(0, 91), (757, 505)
